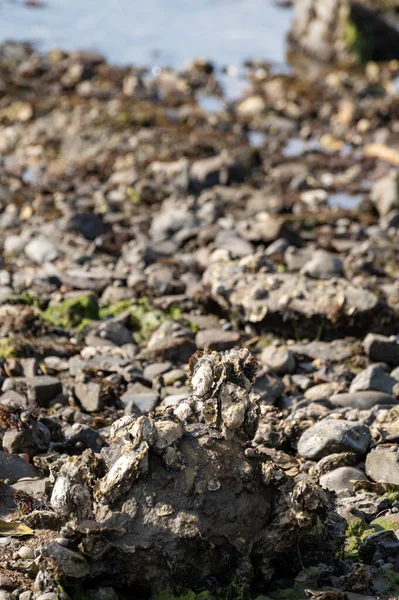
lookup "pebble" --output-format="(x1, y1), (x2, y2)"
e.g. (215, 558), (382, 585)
(319, 466), (368, 494)
(260, 345), (296, 376)
(24, 236), (58, 264)
(297, 419), (371, 460)
(195, 328), (240, 352)
(330, 391), (397, 409)
(364, 333), (399, 367)
(349, 364), (397, 395)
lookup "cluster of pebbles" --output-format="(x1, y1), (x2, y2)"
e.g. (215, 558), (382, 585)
(2, 2), (399, 596)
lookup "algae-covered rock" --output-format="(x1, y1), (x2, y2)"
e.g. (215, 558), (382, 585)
(42, 295), (99, 329)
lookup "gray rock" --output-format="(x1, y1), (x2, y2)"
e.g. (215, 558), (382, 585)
(150, 208), (197, 242)
(42, 542), (89, 578)
(371, 171), (399, 217)
(143, 362), (172, 381)
(297, 419), (371, 460)
(260, 345), (296, 376)
(36, 594), (58, 600)
(0, 451), (41, 484)
(265, 237), (289, 257)
(2, 420), (50, 457)
(24, 236), (58, 264)
(74, 381), (103, 412)
(27, 376), (63, 408)
(195, 328), (240, 352)
(319, 466), (368, 494)
(19, 593), (33, 600)
(349, 364), (397, 395)
(214, 230), (254, 258)
(121, 390), (159, 414)
(290, 339), (353, 362)
(284, 247), (313, 271)
(64, 424), (105, 452)
(366, 445), (399, 484)
(304, 382), (342, 401)
(364, 333), (399, 367)
(301, 251), (344, 280)
(330, 391), (397, 410)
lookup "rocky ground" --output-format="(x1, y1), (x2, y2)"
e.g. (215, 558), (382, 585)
(2, 2), (399, 597)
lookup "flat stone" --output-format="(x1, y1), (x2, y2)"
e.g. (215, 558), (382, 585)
(297, 419), (371, 461)
(121, 390), (159, 414)
(330, 391), (397, 410)
(320, 466), (368, 494)
(366, 445), (399, 484)
(364, 333), (399, 367)
(304, 382), (342, 401)
(195, 328), (240, 352)
(74, 381), (103, 412)
(0, 451), (41, 484)
(260, 345), (295, 376)
(27, 376), (63, 408)
(290, 340), (353, 362)
(349, 365), (397, 395)
(143, 362), (172, 381)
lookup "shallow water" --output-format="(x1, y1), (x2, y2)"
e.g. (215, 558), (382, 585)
(0, 0), (291, 73)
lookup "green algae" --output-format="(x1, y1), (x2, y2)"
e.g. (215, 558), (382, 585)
(0, 337), (24, 359)
(41, 295), (99, 330)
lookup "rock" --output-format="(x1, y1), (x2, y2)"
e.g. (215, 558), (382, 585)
(36, 594), (59, 600)
(297, 419), (371, 460)
(301, 251), (344, 280)
(290, 340), (353, 362)
(365, 445), (399, 484)
(64, 424), (105, 452)
(65, 212), (107, 240)
(24, 236), (58, 264)
(0, 575), (14, 590)
(236, 95), (266, 118)
(74, 381), (103, 412)
(319, 466), (368, 494)
(349, 365), (398, 395)
(214, 229), (254, 257)
(371, 171), (399, 217)
(41, 542), (89, 577)
(290, 0), (399, 63)
(363, 333), (399, 367)
(195, 328), (240, 352)
(19, 593), (33, 600)
(304, 382), (342, 401)
(0, 451), (41, 484)
(358, 530), (399, 564)
(143, 362), (172, 381)
(18, 545), (35, 559)
(330, 391), (397, 410)
(203, 261), (382, 337)
(261, 345), (296, 376)
(2, 420), (50, 457)
(27, 376), (63, 408)
(12, 477), (47, 499)
(121, 390), (159, 414)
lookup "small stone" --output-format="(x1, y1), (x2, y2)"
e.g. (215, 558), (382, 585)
(19, 593), (33, 600)
(0, 575), (14, 590)
(27, 376), (63, 408)
(364, 333), (399, 366)
(319, 466), (368, 494)
(261, 345), (295, 376)
(304, 382), (341, 401)
(154, 420), (183, 449)
(65, 212), (106, 240)
(121, 391), (159, 414)
(301, 251), (344, 280)
(330, 391), (397, 409)
(195, 328), (240, 352)
(18, 545), (34, 559)
(366, 445), (399, 485)
(36, 594), (58, 600)
(349, 365), (397, 396)
(0, 451), (41, 484)
(24, 236), (58, 264)
(297, 419), (371, 461)
(74, 381), (103, 412)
